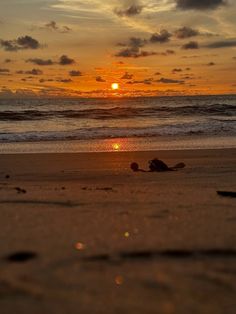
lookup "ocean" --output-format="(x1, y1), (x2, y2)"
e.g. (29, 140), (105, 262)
(0, 95), (235, 153)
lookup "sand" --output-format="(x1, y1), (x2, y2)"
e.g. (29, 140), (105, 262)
(0, 148), (236, 314)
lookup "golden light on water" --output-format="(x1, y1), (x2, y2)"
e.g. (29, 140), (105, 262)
(111, 83), (119, 90)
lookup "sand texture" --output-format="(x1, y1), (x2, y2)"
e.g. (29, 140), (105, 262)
(0, 149), (236, 314)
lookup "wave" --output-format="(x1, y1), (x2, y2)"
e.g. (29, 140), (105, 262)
(1, 120), (235, 143)
(0, 103), (235, 121)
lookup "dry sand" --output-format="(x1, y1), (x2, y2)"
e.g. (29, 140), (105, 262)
(0, 149), (236, 314)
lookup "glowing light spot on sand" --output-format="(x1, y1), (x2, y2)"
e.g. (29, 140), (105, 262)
(75, 242), (86, 250)
(124, 232), (130, 238)
(115, 275), (124, 285)
(111, 83), (119, 90)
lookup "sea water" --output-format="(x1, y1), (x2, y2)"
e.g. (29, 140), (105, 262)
(0, 95), (235, 153)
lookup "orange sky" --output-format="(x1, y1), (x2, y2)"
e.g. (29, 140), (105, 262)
(0, 0), (236, 97)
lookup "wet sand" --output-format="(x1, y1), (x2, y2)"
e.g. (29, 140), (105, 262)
(0, 149), (236, 314)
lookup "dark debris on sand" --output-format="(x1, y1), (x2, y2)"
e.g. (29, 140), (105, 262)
(5, 251), (38, 263)
(217, 191), (236, 198)
(15, 187), (27, 194)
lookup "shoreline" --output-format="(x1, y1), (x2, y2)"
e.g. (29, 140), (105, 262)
(0, 135), (236, 154)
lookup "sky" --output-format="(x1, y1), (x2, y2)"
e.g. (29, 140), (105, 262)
(0, 0), (236, 97)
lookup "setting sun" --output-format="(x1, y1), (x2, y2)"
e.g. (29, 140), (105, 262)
(111, 83), (119, 90)
(112, 143), (121, 151)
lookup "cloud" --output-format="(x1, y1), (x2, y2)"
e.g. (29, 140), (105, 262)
(69, 70), (82, 76)
(150, 30), (172, 43)
(26, 69), (43, 75)
(26, 58), (54, 66)
(126, 78), (154, 85)
(0, 35), (41, 52)
(39, 78), (54, 83)
(115, 48), (157, 58)
(172, 68), (183, 73)
(0, 68), (10, 73)
(96, 76), (106, 82)
(16, 69), (43, 75)
(174, 27), (199, 39)
(114, 4), (143, 17)
(4, 59), (12, 63)
(182, 41), (199, 49)
(176, 0), (227, 10)
(115, 37), (156, 58)
(119, 37), (146, 48)
(115, 36), (175, 58)
(121, 72), (133, 79)
(207, 62), (216, 66)
(59, 55), (75, 65)
(157, 77), (185, 84)
(205, 39), (236, 48)
(44, 21), (72, 33)
(56, 78), (73, 83)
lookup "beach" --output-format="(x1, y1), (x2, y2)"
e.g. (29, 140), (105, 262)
(0, 148), (236, 313)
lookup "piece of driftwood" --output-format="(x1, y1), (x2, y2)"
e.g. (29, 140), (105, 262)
(217, 191), (236, 198)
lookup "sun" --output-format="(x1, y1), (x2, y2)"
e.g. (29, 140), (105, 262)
(112, 143), (121, 151)
(111, 83), (119, 90)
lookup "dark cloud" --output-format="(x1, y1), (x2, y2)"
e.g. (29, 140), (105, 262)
(205, 40), (236, 48)
(207, 62), (215, 66)
(0, 35), (41, 52)
(176, 0), (227, 10)
(39, 78), (54, 83)
(182, 41), (199, 49)
(172, 68), (183, 73)
(114, 4), (143, 17)
(150, 30), (172, 43)
(115, 37), (156, 58)
(25, 69), (43, 75)
(59, 55), (75, 65)
(17, 36), (40, 49)
(0, 68), (10, 73)
(115, 48), (157, 58)
(0, 40), (19, 51)
(121, 72), (133, 80)
(96, 76), (106, 82)
(157, 77), (185, 84)
(69, 70), (82, 76)
(155, 72), (162, 75)
(45, 21), (72, 33)
(4, 59), (12, 63)
(16, 69), (43, 75)
(26, 58), (54, 66)
(126, 37), (147, 48)
(56, 78), (72, 83)
(174, 26), (199, 39)
(126, 78), (154, 85)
